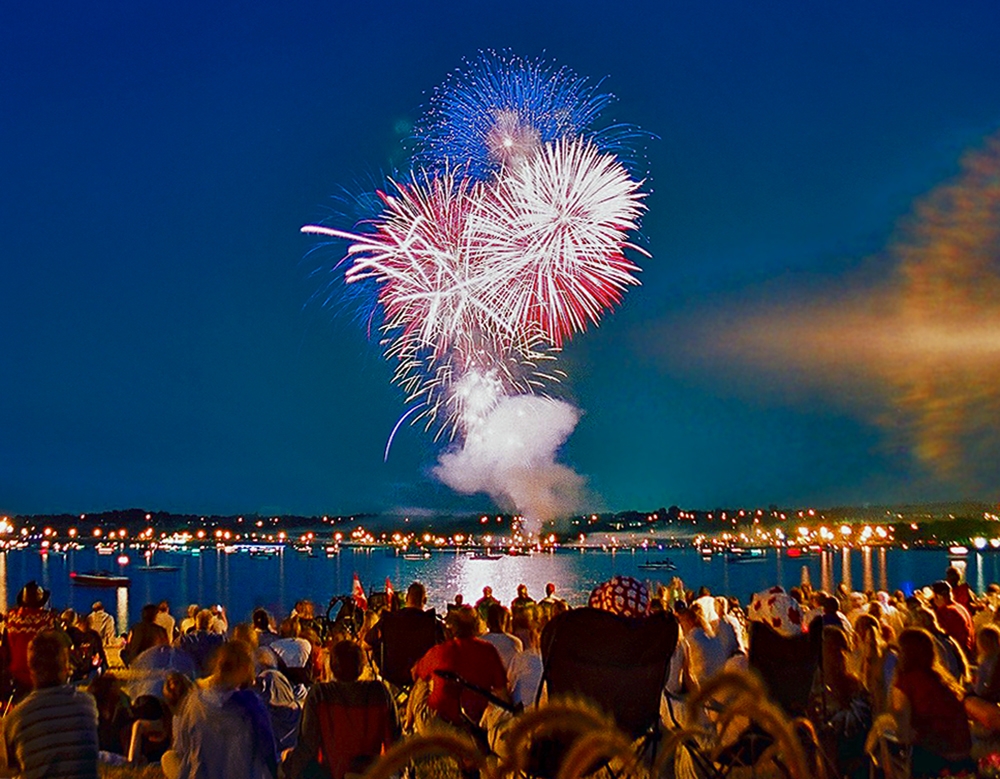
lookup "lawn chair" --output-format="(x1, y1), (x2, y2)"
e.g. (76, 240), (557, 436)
(370, 608), (443, 703)
(531, 607), (679, 776)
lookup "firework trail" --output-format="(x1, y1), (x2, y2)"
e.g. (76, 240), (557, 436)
(304, 53), (648, 529)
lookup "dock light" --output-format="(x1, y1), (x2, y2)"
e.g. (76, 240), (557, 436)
(974, 537), (988, 550)
(840, 525), (852, 537)
(991, 539), (1000, 549)
(117, 555), (129, 566)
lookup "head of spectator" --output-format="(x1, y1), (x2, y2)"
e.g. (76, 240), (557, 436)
(232, 623), (259, 650)
(855, 613), (884, 650)
(482, 586), (494, 600)
(822, 595), (841, 615)
(788, 586), (803, 604)
(453, 594), (464, 606)
(252, 608), (273, 633)
(516, 584), (530, 600)
(931, 580), (954, 608)
(330, 640), (364, 682)
(945, 567), (961, 589)
(163, 671), (194, 712)
(17, 581), (50, 609)
(486, 603), (511, 634)
(158, 600), (171, 615)
(446, 606), (482, 639)
(195, 609), (215, 631)
(141, 603), (159, 624)
(186, 604), (199, 619)
(294, 599), (315, 620)
(912, 605), (945, 634)
(92, 601), (104, 613)
(209, 640), (255, 690)
(977, 624), (1000, 663)
(61, 608), (77, 629)
(545, 582), (556, 598)
(279, 617), (301, 639)
(406, 582), (427, 610)
(28, 630), (70, 689)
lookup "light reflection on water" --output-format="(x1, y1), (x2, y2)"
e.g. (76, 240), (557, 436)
(0, 545), (992, 628)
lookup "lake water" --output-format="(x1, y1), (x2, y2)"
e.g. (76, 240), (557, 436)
(4, 545), (996, 634)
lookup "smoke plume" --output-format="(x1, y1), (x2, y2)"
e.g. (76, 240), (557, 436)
(433, 395), (586, 535)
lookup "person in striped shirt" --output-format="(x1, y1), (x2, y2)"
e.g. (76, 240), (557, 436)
(1, 629), (99, 779)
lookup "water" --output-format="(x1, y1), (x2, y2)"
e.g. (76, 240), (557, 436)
(5, 546), (996, 634)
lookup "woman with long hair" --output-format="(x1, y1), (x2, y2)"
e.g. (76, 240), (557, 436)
(853, 613), (896, 714)
(815, 626), (871, 779)
(891, 627), (973, 777)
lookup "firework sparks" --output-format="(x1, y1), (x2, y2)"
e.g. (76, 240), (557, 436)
(304, 53), (648, 527)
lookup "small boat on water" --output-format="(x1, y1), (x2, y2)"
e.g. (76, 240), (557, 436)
(134, 565), (180, 573)
(726, 548), (767, 563)
(470, 552), (502, 561)
(402, 551), (431, 560)
(638, 558), (677, 571)
(70, 571), (131, 588)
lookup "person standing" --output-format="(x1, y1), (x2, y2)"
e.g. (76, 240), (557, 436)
(88, 601), (117, 646)
(1, 630), (99, 778)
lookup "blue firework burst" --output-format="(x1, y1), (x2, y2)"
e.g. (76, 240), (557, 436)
(413, 51), (639, 180)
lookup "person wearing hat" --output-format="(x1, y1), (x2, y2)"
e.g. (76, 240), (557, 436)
(3, 581), (57, 696)
(88, 601), (117, 646)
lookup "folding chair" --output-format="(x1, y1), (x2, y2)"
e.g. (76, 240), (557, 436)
(530, 608), (679, 776)
(370, 608), (443, 709)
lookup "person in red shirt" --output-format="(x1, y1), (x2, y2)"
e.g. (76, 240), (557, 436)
(931, 580), (974, 655)
(891, 627), (974, 776)
(945, 566), (974, 612)
(2, 582), (57, 697)
(410, 606), (508, 730)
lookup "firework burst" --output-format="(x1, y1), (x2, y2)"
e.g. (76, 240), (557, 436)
(304, 52), (650, 466)
(413, 50), (636, 180)
(470, 137), (647, 345)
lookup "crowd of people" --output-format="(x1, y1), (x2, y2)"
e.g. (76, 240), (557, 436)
(0, 566), (998, 778)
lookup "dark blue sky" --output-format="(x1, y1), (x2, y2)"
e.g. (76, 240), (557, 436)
(2, 1), (999, 516)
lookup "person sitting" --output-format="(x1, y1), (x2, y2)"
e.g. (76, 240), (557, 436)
(178, 604), (199, 635)
(475, 586), (499, 621)
(890, 627), (974, 778)
(88, 600), (118, 646)
(283, 640), (399, 779)
(163, 640), (277, 779)
(365, 582), (443, 690)
(65, 609), (108, 682)
(813, 626), (872, 779)
(964, 624), (1000, 732)
(155, 601), (177, 641)
(177, 609), (226, 676)
(1, 630), (99, 778)
(481, 604), (522, 673)
(123, 604), (169, 667)
(2, 581), (57, 697)
(253, 608), (279, 648)
(910, 605), (968, 683)
(271, 617), (314, 686)
(930, 580), (974, 657)
(410, 606), (508, 731)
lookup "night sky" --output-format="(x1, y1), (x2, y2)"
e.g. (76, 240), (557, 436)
(3, 1), (1000, 516)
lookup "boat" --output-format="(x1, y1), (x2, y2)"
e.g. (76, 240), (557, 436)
(726, 548), (766, 563)
(401, 551), (431, 560)
(96, 544), (116, 556)
(70, 571), (131, 588)
(947, 545), (969, 559)
(470, 552), (502, 561)
(638, 558), (677, 571)
(134, 565), (180, 572)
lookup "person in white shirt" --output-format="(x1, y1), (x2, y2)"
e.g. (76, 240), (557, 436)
(481, 604), (522, 672)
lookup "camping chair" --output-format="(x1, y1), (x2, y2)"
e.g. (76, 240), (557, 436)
(371, 608), (443, 708)
(668, 621), (821, 779)
(529, 608), (678, 776)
